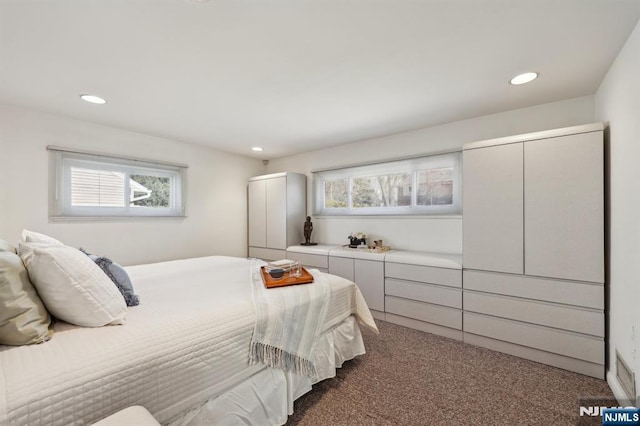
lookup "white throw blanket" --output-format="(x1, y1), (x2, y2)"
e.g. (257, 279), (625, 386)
(249, 259), (331, 379)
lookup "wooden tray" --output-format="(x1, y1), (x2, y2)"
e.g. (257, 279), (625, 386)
(260, 266), (314, 288)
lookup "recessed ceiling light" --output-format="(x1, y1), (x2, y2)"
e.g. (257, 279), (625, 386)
(510, 72), (538, 85)
(251, 146), (264, 152)
(80, 94), (106, 104)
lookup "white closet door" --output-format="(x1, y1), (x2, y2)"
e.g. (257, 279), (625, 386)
(266, 176), (287, 250)
(463, 143), (524, 274)
(524, 131), (604, 283)
(248, 179), (266, 248)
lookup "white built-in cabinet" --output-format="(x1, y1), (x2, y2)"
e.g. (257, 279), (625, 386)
(286, 246), (462, 328)
(248, 172), (306, 261)
(384, 252), (463, 341)
(523, 132), (604, 282)
(286, 245), (334, 273)
(462, 142), (524, 274)
(463, 126), (604, 282)
(462, 123), (605, 379)
(269, 124), (605, 380)
(285, 245), (386, 318)
(328, 252), (385, 317)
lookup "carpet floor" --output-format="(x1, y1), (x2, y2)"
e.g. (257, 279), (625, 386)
(286, 320), (614, 425)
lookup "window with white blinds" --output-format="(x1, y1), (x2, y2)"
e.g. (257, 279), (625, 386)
(313, 152), (461, 215)
(50, 149), (186, 218)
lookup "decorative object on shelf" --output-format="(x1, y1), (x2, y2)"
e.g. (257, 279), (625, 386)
(372, 240), (383, 248)
(348, 232), (367, 248)
(301, 216), (318, 246)
(340, 245), (391, 253)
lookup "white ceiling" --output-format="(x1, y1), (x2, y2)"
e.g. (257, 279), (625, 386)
(1, 0), (640, 159)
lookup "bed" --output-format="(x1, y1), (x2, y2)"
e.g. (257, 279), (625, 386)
(0, 255), (377, 425)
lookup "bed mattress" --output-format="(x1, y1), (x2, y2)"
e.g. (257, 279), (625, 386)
(0, 256), (373, 426)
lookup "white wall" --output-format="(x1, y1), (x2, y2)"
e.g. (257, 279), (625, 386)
(0, 105), (265, 266)
(595, 19), (640, 402)
(266, 96), (595, 253)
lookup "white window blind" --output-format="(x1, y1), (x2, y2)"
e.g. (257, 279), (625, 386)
(49, 147), (186, 219)
(313, 152), (461, 216)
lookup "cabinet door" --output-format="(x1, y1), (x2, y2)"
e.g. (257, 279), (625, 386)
(265, 176), (287, 250)
(524, 131), (603, 283)
(463, 143), (524, 274)
(328, 256), (354, 281)
(355, 259), (384, 312)
(248, 179), (266, 248)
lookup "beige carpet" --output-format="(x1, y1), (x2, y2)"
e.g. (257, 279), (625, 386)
(286, 320), (614, 425)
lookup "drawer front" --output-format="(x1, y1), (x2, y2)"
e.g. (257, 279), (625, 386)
(386, 313), (463, 341)
(464, 291), (603, 337)
(464, 333), (604, 379)
(463, 270), (603, 309)
(385, 296), (461, 330)
(286, 251), (328, 269)
(463, 312), (604, 364)
(386, 262), (461, 288)
(249, 247), (286, 262)
(355, 260), (385, 312)
(386, 278), (461, 309)
(328, 256), (354, 281)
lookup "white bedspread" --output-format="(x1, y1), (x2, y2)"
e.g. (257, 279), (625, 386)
(250, 259), (376, 380)
(0, 256), (375, 426)
(250, 259), (330, 378)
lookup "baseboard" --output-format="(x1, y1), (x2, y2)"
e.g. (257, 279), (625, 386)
(463, 332), (604, 379)
(370, 310), (385, 321)
(606, 370), (636, 405)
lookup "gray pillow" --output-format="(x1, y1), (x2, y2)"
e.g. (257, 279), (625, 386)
(80, 249), (139, 307)
(0, 251), (53, 345)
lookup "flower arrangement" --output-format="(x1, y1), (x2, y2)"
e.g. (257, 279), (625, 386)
(349, 232), (367, 240)
(348, 232), (367, 247)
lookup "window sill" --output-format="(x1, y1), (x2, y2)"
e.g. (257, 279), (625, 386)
(49, 215), (187, 223)
(312, 214), (462, 219)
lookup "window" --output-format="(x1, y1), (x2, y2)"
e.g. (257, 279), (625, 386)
(50, 148), (186, 218)
(313, 152), (461, 215)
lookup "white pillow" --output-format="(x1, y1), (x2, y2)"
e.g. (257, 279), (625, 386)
(19, 243), (127, 327)
(0, 238), (16, 253)
(21, 230), (64, 246)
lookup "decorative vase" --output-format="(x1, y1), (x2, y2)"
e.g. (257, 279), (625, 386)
(348, 237), (366, 248)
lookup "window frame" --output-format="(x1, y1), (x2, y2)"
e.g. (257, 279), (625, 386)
(313, 152), (461, 216)
(50, 148), (187, 219)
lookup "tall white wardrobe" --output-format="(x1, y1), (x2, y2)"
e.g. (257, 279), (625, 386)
(248, 172), (306, 261)
(462, 123), (605, 378)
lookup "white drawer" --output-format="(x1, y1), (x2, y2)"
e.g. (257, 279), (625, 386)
(463, 270), (603, 309)
(386, 313), (463, 341)
(464, 291), (603, 337)
(464, 333), (604, 379)
(463, 312), (604, 364)
(385, 278), (461, 309)
(249, 247), (286, 262)
(385, 262), (461, 288)
(286, 251), (328, 269)
(385, 296), (462, 330)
